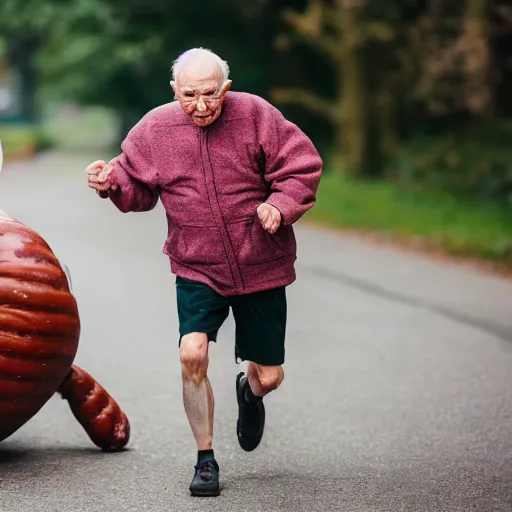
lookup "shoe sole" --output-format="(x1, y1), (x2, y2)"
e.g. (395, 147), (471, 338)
(190, 489), (220, 497)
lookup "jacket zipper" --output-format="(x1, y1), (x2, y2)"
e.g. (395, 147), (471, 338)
(198, 128), (244, 292)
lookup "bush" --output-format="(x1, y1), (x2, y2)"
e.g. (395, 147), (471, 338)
(306, 171), (512, 268)
(0, 125), (37, 159)
(390, 119), (512, 204)
(0, 124), (56, 160)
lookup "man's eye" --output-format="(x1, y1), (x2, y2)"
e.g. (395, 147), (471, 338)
(185, 92), (194, 97)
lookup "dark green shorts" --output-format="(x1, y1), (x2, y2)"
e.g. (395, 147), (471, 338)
(176, 277), (287, 366)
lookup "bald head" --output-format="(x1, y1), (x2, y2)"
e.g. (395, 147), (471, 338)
(172, 48), (230, 86)
(170, 48), (232, 127)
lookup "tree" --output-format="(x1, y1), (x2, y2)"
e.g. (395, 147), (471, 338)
(270, 0), (394, 176)
(0, 0), (274, 139)
(0, 0), (121, 122)
(407, 0), (496, 117)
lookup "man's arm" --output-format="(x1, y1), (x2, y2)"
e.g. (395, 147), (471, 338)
(259, 102), (323, 226)
(101, 118), (159, 213)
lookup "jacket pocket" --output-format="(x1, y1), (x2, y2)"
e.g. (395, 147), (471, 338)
(165, 225), (227, 265)
(226, 217), (284, 266)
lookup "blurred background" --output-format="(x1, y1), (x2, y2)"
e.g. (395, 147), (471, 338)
(1, 5), (512, 509)
(0, 0), (511, 272)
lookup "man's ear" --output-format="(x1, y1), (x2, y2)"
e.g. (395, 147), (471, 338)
(221, 80), (232, 95)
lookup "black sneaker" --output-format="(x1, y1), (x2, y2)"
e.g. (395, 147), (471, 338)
(236, 372), (265, 452)
(189, 460), (220, 497)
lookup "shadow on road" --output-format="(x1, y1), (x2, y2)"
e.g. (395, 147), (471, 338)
(0, 443), (130, 466)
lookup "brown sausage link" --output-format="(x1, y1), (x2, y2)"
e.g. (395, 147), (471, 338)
(57, 365), (130, 451)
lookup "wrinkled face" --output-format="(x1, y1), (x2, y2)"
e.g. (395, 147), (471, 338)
(171, 63), (231, 127)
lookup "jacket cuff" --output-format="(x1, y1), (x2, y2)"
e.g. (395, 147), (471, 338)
(266, 193), (300, 225)
(107, 164), (128, 188)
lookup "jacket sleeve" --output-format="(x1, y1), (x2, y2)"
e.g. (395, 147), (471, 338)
(258, 101), (323, 225)
(106, 118), (159, 213)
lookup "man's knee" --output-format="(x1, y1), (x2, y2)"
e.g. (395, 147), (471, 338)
(248, 364), (284, 396)
(180, 333), (209, 383)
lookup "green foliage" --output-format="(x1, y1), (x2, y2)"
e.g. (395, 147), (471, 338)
(1, 0), (511, 268)
(0, 125), (36, 157)
(307, 171), (512, 266)
(0, 0), (114, 44)
(0, 0), (275, 135)
(0, 124), (54, 158)
(390, 120), (512, 204)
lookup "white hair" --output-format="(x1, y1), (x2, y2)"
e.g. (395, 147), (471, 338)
(171, 47), (230, 84)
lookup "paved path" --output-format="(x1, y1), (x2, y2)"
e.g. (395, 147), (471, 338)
(1, 151), (512, 511)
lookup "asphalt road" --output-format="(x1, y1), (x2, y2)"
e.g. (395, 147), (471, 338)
(1, 151), (512, 512)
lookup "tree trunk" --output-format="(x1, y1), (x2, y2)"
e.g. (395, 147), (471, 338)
(375, 90), (398, 161)
(8, 35), (40, 123)
(464, 0), (493, 116)
(273, 0), (373, 177)
(335, 4), (369, 177)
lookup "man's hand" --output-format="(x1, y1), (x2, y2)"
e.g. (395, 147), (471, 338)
(86, 159), (118, 195)
(257, 203), (282, 234)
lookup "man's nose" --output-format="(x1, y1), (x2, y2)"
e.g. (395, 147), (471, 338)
(196, 96), (207, 111)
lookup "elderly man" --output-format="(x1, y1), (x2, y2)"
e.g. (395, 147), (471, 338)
(86, 47), (322, 497)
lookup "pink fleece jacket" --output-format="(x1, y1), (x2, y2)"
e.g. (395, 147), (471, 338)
(106, 91), (323, 296)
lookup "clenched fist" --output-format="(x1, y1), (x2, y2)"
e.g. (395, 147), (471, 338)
(86, 159), (118, 197)
(257, 203), (282, 234)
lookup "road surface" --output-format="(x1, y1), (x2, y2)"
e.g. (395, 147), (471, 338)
(1, 151), (512, 511)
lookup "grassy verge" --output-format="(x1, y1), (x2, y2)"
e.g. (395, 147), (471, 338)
(0, 124), (54, 162)
(305, 171), (512, 269)
(0, 125), (37, 161)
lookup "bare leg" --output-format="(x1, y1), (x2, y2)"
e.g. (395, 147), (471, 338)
(247, 362), (284, 397)
(180, 333), (213, 450)
(236, 362), (284, 452)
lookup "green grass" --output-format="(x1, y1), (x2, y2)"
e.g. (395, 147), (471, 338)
(0, 125), (38, 159)
(306, 171), (512, 268)
(0, 124), (56, 162)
